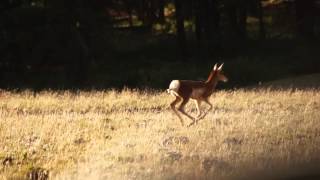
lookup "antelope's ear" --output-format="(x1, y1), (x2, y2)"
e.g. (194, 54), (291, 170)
(218, 63), (224, 70)
(213, 63), (218, 71)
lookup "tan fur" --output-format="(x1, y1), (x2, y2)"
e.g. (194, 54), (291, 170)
(167, 63), (228, 126)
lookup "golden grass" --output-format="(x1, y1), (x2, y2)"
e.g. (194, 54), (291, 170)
(0, 87), (320, 180)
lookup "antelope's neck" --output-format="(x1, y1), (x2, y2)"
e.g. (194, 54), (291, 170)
(205, 71), (218, 88)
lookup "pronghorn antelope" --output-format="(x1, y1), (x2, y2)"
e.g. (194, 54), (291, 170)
(166, 63), (228, 126)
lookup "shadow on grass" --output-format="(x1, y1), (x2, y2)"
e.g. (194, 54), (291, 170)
(230, 164), (320, 180)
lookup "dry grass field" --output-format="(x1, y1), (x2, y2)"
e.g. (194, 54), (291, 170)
(1, 75), (320, 180)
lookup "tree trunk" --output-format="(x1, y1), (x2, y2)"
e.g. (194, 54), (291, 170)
(158, 0), (165, 22)
(126, 1), (134, 27)
(195, 0), (204, 45)
(138, 0), (147, 23)
(227, 4), (237, 38)
(295, 0), (316, 39)
(258, 0), (266, 40)
(238, 4), (247, 40)
(209, 0), (221, 54)
(46, 0), (89, 86)
(175, 0), (187, 59)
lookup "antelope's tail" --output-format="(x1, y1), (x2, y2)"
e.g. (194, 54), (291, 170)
(166, 88), (180, 97)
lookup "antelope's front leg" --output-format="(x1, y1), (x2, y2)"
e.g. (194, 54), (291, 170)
(195, 100), (202, 119)
(186, 100), (201, 127)
(198, 98), (213, 120)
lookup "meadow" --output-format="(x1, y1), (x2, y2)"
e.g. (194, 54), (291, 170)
(1, 76), (320, 180)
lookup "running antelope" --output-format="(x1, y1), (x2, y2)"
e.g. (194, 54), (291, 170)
(166, 63), (228, 126)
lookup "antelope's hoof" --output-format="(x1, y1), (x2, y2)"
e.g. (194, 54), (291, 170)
(187, 122), (195, 127)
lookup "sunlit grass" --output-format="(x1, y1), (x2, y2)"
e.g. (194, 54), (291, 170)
(0, 86), (320, 179)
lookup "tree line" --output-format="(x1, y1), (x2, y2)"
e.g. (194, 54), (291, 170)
(0, 0), (319, 88)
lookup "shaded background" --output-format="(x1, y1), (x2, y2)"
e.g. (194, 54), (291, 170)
(0, 0), (319, 90)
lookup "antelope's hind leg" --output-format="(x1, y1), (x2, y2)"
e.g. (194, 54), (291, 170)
(177, 98), (196, 126)
(170, 96), (184, 126)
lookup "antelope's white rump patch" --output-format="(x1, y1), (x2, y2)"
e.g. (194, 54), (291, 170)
(166, 80), (180, 97)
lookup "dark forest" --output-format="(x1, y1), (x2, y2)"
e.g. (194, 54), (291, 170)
(1, 0), (320, 90)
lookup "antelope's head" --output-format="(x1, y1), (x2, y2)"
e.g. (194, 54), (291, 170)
(213, 63), (228, 82)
